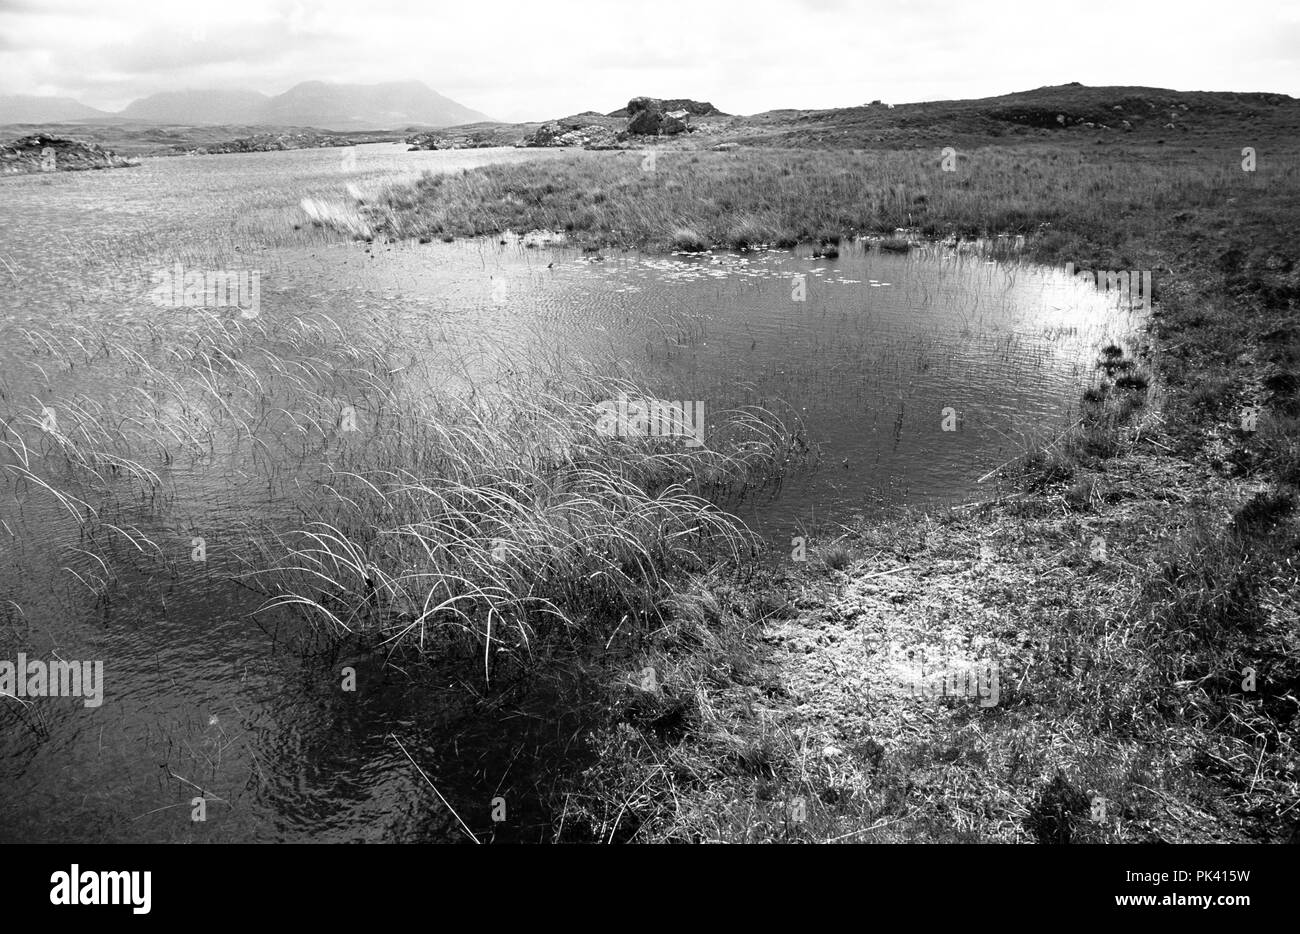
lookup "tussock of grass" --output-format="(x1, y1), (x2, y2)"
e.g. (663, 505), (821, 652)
(299, 196), (373, 239)
(725, 216), (773, 251)
(249, 379), (804, 664)
(670, 227), (710, 252)
(818, 542), (853, 570)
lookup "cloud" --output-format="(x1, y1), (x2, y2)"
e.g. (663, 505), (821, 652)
(0, 0), (1295, 118)
(97, 20), (338, 74)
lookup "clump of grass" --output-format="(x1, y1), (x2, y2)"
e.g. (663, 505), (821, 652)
(248, 373), (808, 665)
(877, 237), (912, 253)
(1098, 344), (1141, 381)
(555, 570), (791, 841)
(1114, 371), (1150, 391)
(726, 217), (772, 251)
(1256, 412), (1300, 486)
(1019, 448), (1075, 490)
(0, 309), (809, 678)
(1186, 375), (1232, 414)
(1064, 475), (1098, 511)
(1142, 522), (1266, 639)
(1230, 489), (1295, 536)
(670, 227), (710, 252)
(819, 542), (852, 570)
(299, 197), (374, 239)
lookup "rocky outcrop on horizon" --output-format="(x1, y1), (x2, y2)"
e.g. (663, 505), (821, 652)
(520, 97), (715, 148)
(406, 124), (537, 150)
(607, 98), (725, 118)
(180, 132), (354, 155)
(0, 134), (138, 174)
(623, 98), (695, 136)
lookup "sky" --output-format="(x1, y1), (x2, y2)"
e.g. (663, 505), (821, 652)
(1, 0), (1297, 122)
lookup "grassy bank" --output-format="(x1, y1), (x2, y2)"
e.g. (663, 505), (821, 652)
(367, 142), (1292, 262)
(564, 414), (1299, 842)
(361, 138), (1300, 841)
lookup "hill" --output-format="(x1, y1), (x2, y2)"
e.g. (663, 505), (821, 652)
(405, 84), (1300, 153)
(729, 83), (1298, 148)
(121, 89), (272, 125)
(262, 80), (491, 129)
(0, 95), (112, 124)
(3, 81), (493, 131)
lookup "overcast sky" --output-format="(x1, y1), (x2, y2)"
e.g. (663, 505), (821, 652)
(1, 0), (1297, 121)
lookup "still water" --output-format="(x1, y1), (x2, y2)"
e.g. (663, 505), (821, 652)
(0, 143), (1137, 841)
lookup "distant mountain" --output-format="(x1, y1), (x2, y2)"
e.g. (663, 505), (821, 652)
(120, 89), (272, 125)
(2, 81), (493, 130)
(0, 95), (112, 124)
(262, 81), (492, 129)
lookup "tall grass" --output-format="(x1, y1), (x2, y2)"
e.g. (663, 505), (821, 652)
(367, 144), (1298, 257)
(0, 306), (807, 677)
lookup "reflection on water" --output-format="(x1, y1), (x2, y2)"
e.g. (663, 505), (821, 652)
(0, 143), (1139, 841)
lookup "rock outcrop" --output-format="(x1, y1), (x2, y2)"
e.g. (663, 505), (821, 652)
(609, 98), (725, 118)
(0, 134), (138, 174)
(405, 121), (542, 150)
(516, 97), (723, 148)
(521, 116), (622, 149)
(622, 98), (696, 136)
(625, 97), (665, 135)
(407, 129), (500, 150)
(186, 132), (353, 154)
(661, 110), (691, 134)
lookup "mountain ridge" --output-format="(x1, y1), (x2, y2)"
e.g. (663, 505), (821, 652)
(0, 81), (493, 130)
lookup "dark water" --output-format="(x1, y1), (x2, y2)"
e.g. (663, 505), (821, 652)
(0, 143), (1138, 841)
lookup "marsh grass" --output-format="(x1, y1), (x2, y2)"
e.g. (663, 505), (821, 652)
(369, 143), (1299, 264)
(245, 379), (803, 668)
(0, 297), (818, 838)
(670, 227), (709, 252)
(0, 307), (807, 680)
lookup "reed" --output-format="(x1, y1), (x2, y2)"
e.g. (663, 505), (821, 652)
(0, 305), (807, 678)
